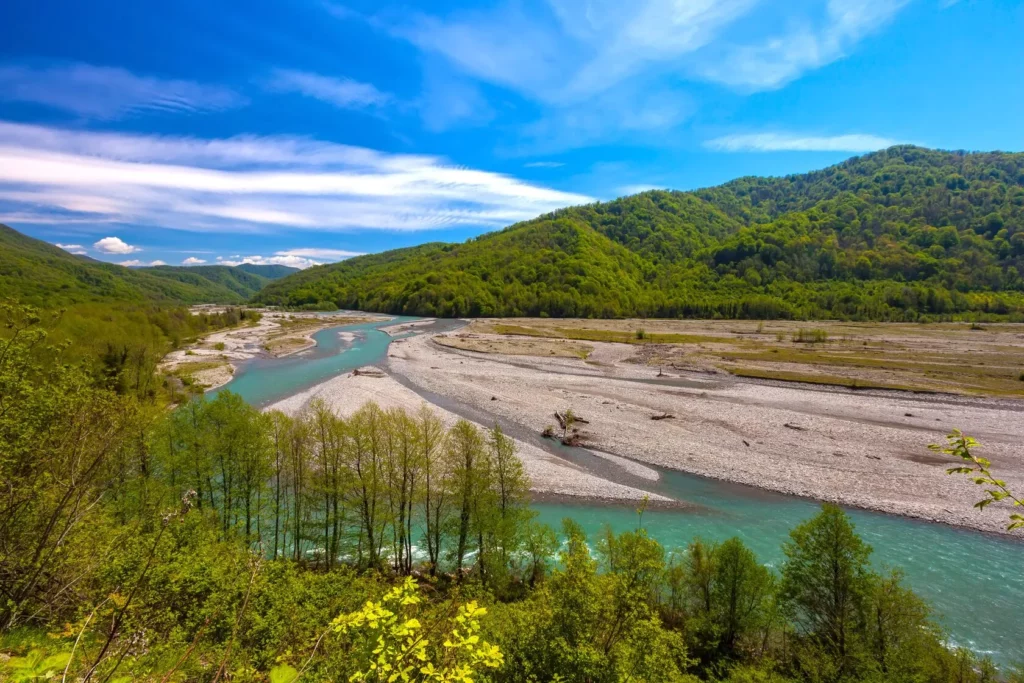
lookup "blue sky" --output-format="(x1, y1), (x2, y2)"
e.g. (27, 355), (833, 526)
(0, 0), (1020, 268)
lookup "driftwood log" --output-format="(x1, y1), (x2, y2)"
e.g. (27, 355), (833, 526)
(554, 411), (589, 429)
(651, 413), (674, 421)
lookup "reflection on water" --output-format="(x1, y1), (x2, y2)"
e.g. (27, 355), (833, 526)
(222, 315), (1024, 665)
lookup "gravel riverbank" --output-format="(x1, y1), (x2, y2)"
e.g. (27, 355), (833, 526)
(263, 367), (670, 504)
(387, 332), (1024, 535)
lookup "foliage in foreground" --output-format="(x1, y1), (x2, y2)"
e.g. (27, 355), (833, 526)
(0, 305), (1019, 682)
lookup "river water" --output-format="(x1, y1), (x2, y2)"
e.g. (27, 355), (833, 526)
(215, 317), (1024, 665)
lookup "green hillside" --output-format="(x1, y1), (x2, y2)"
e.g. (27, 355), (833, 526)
(0, 225), (262, 396)
(140, 265), (270, 300)
(236, 263), (300, 279)
(0, 224), (262, 306)
(255, 146), (1024, 320)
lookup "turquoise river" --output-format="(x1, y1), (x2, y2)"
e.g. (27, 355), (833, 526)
(214, 317), (1023, 666)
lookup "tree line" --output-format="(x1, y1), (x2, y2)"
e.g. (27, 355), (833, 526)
(150, 391), (534, 582)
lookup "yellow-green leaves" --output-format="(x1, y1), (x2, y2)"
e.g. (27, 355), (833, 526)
(933, 430), (1024, 531)
(333, 577), (502, 682)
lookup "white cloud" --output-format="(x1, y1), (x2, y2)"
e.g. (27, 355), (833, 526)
(150, 260), (167, 266)
(119, 259), (165, 267)
(182, 257), (207, 265)
(213, 248), (363, 270)
(0, 122), (592, 234)
(276, 248), (364, 259)
(705, 132), (903, 152)
(94, 236), (140, 254)
(0, 62), (246, 119)
(55, 242), (87, 254)
(524, 161), (565, 168)
(267, 69), (390, 110)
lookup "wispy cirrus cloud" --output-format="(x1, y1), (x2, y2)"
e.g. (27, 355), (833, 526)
(55, 242), (87, 254)
(705, 131), (904, 152)
(0, 62), (246, 119)
(524, 161), (565, 168)
(696, 0), (912, 90)
(370, 0), (912, 151)
(619, 184), (665, 196)
(0, 121), (592, 235)
(266, 68), (391, 110)
(277, 247), (364, 260)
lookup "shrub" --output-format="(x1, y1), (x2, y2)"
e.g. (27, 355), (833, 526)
(635, 328), (647, 340)
(792, 328), (829, 343)
(214, 342), (226, 351)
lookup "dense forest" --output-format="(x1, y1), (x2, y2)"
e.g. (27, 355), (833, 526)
(1, 302), (1019, 682)
(256, 147), (1024, 321)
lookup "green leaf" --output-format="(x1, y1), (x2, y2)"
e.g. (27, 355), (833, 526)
(269, 664), (300, 683)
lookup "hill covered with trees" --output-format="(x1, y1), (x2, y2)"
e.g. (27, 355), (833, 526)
(0, 225), (270, 395)
(255, 146), (1024, 321)
(0, 225), (294, 306)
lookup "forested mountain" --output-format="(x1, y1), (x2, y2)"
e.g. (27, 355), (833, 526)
(256, 146), (1024, 320)
(236, 263), (300, 279)
(0, 224), (281, 306)
(0, 225), (263, 394)
(139, 264), (272, 301)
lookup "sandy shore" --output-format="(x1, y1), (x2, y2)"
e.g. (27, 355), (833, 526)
(386, 332), (1024, 535)
(159, 310), (388, 391)
(264, 366), (670, 503)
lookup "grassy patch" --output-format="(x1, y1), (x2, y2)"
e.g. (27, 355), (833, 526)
(168, 360), (228, 376)
(490, 323), (731, 346)
(436, 334), (593, 359)
(724, 366), (919, 392)
(792, 328), (829, 343)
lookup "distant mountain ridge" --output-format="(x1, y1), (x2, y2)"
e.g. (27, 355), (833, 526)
(236, 263), (300, 280)
(0, 224), (294, 306)
(255, 146), (1024, 320)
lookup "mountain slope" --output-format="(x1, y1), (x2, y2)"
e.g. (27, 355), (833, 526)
(236, 263), (300, 279)
(0, 225), (283, 306)
(140, 265), (270, 300)
(255, 146), (1024, 320)
(0, 225), (267, 395)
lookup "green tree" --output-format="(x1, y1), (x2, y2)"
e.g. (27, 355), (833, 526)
(780, 504), (873, 681)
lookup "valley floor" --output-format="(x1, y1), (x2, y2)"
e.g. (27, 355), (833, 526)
(249, 317), (1024, 535)
(381, 326), (1024, 535)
